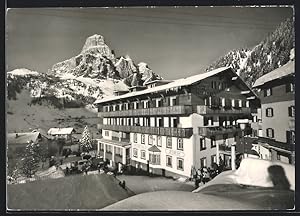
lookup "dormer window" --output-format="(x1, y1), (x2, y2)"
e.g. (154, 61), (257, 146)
(264, 88), (272, 97)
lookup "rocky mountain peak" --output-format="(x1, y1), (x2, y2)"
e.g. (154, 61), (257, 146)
(81, 34), (105, 52)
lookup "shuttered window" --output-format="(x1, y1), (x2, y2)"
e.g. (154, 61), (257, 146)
(288, 106), (295, 117)
(266, 128), (274, 138)
(266, 108), (274, 117)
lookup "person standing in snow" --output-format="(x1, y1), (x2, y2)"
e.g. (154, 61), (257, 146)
(202, 167), (210, 184)
(195, 168), (202, 189)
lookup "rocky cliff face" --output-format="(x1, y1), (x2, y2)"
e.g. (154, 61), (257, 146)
(7, 34), (163, 109)
(206, 17), (294, 87)
(51, 34), (162, 86)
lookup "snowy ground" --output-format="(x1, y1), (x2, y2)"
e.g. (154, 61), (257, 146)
(116, 175), (195, 194)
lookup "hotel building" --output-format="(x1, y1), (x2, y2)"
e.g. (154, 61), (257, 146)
(94, 67), (259, 178)
(252, 60), (295, 164)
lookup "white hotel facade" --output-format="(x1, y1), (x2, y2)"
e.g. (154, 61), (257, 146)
(94, 67), (259, 178)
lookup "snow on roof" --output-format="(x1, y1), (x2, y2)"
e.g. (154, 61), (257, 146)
(7, 68), (39, 76)
(7, 132), (41, 145)
(98, 138), (130, 147)
(47, 128), (75, 135)
(95, 67), (231, 104)
(253, 61), (294, 88)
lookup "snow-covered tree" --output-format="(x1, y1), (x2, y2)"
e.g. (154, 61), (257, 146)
(20, 141), (41, 177)
(79, 125), (93, 153)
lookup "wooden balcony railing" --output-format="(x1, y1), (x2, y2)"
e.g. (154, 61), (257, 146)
(112, 136), (130, 143)
(98, 105), (193, 117)
(219, 144), (232, 152)
(196, 105), (251, 115)
(98, 124), (193, 138)
(199, 126), (241, 136)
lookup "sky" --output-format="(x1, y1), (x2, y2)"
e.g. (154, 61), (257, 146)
(6, 6), (293, 80)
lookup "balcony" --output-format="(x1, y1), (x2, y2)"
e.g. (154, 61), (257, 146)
(219, 144), (232, 152)
(112, 136), (130, 143)
(98, 124), (194, 138)
(199, 125), (241, 136)
(196, 105), (251, 115)
(98, 105), (193, 117)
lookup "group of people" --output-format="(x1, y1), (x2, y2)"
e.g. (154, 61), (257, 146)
(194, 157), (225, 189)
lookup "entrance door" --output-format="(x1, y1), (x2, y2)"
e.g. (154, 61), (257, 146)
(162, 169), (165, 177)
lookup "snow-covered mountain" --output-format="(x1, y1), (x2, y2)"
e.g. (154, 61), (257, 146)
(206, 17), (294, 87)
(7, 34), (163, 108)
(51, 34), (162, 84)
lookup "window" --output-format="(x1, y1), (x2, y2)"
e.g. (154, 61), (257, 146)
(141, 134), (145, 144)
(288, 106), (295, 117)
(221, 97), (226, 107)
(218, 82), (222, 90)
(133, 102), (138, 109)
(177, 158), (184, 170)
(133, 133), (137, 143)
(166, 155), (172, 167)
(264, 88), (272, 97)
(238, 100), (242, 108)
(211, 155), (217, 166)
(143, 100), (149, 108)
(200, 157), (207, 168)
(124, 103), (129, 110)
(210, 136), (216, 148)
(157, 136), (162, 147)
(266, 128), (274, 138)
(286, 83), (295, 93)
(106, 145), (112, 153)
(246, 101), (250, 108)
(204, 117), (213, 126)
(133, 148), (138, 158)
(286, 130), (295, 145)
(177, 138), (183, 150)
(231, 99), (235, 107)
(99, 143), (104, 151)
(170, 97), (177, 106)
(156, 99), (163, 107)
(104, 130), (109, 137)
(148, 135), (153, 145)
(200, 138), (206, 151)
(166, 137), (172, 148)
(149, 153), (160, 165)
(115, 147), (123, 156)
(141, 150), (146, 159)
(266, 108), (274, 117)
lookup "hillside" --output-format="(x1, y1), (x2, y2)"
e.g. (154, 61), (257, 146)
(7, 89), (99, 135)
(206, 17), (294, 86)
(7, 173), (134, 210)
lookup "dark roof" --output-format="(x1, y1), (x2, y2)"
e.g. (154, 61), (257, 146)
(257, 137), (294, 152)
(148, 145), (161, 152)
(7, 132), (41, 145)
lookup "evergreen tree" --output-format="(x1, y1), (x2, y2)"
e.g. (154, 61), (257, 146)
(20, 141), (41, 178)
(79, 125), (93, 153)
